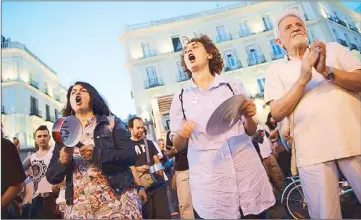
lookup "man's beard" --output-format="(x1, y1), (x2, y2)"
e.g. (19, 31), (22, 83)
(291, 35), (308, 47)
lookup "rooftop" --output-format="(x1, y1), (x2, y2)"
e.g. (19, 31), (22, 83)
(1, 37), (57, 76)
(124, 1), (259, 31)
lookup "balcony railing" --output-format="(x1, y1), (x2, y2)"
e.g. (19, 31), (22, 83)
(350, 43), (359, 51)
(336, 38), (348, 47)
(1, 106), (5, 114)
(1, 41), (57, 75)
(44, 89), (50, 96)
(239, 31), (255, 38)
(144, 78), (164, 89)
(270, 52), (285, 60)
(177, 71), (190, 82)
(349, 26), (360, 33)
(247, 54), (266, 66)
(29, 79), (39, 89)
(335, 17), (348, 28)
(264, 24), (273, 31)
(142, 49), (156, 58)
(225, 60), (242, 72)
(46, 115), (55, 122)
(216, 33), (232, 43)
(30, 108), (42, 118)
(55, 95), (61, 102)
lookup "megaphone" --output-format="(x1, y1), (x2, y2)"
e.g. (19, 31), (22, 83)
(52, 115), (83, 148)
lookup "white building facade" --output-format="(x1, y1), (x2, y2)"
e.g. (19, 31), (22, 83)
(119, 1), (361, 140)
(1, 36), (67, 154)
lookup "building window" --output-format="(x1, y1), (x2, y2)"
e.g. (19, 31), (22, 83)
(257, 77), (266, 93)
(239, 21), (250, 37)
(246, 44), (266, 66)
(44, 82), (49, 95)
(46, 104), (50, 121)
(141, 42), (155, 58)
(55, 109), (59, 120)
(145, 66), (162, 89)
(172, 36), (182, 52)
(176, 61), (189, 82)
(332, 29), (339, 40)
(270, 39), (283, 60)
(30, 96), (40, 117)
(344, 33), (350, 46)
(262, 15), (273, 31)
(216, 26), (230, 42)
(271, 39), (282, 55)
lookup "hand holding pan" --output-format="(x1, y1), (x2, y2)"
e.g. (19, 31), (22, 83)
(206, 95), (246, 136)
(52, 115), (84, 148)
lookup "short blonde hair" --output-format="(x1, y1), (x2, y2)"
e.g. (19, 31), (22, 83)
(274, 9), (306, 39)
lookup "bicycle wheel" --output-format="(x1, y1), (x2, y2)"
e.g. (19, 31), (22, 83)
(284, 181), (310, 219)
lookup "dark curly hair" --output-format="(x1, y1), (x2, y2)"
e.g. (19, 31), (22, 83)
(62, 81), (110, 117)
(180, 34), (224, 78)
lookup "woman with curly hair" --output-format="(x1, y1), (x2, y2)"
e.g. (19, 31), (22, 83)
(46, 82), (142, 219)
(169, 35), (275, 219)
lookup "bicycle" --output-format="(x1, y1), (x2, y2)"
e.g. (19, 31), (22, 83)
(281, 176), (354, 219)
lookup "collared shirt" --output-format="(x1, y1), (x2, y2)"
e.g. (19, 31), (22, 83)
(169, 74), (275, 218)
(264, 42), (361, 167)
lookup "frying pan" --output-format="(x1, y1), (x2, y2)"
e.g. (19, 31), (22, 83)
(206, 95), (246, 136)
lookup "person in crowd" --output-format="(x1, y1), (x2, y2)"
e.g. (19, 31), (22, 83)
(252, 126), (286, 193)
(2, 129), (26, 219)
(46, 81), (142, 219)
(166, 131), (194, 219)
(264, 112), (291, 177)
(264, 9), (361, 219)
(13, 137), (21, 152)
(128, 117), (171, 219)
(21, 125), (57, 218)
(157, 138), (180, 217)
(169, 34), (275, 219)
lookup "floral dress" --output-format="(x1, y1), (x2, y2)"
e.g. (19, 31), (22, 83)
(64, 116), (142, 219)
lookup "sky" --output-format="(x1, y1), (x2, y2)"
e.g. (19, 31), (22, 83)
(2, 1), (360, 119)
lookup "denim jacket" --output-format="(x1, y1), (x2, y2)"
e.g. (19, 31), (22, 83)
(46, 114), (136, 205)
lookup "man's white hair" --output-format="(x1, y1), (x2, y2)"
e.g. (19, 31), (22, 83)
(274, 9), (306, 39)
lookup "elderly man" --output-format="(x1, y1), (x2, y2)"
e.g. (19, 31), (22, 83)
(264, 9), (361, 219)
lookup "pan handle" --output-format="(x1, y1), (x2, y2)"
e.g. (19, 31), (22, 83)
(75, 142), (84, 148)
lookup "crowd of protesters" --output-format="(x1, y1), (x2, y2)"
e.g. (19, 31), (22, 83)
(2, 8), (361, 219)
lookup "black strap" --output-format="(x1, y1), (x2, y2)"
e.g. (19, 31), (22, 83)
(179, 83), (234, 120)
(143, 139), (152, 166)
(179, 89), (187, 120)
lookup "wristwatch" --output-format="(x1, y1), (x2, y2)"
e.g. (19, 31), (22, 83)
(324, 67), (335, 81)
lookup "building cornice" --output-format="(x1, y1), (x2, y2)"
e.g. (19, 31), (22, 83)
(119, 1), (283, 41)
(2, 80), (65, 107)
(2, 44), (59, 81)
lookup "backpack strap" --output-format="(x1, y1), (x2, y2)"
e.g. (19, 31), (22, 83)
(225, 83), (235, 95)
(178, 83), (234, 120)
(179, 89), (187, 120)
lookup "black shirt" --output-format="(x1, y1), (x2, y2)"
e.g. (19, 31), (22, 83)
(132, 139), (159, 167)
(131, 139), (165, 185)
(1, 138), (26, 196)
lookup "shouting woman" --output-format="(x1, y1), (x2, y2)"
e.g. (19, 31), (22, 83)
(169, 35), (275, 219)
(46, 81), (142, 219)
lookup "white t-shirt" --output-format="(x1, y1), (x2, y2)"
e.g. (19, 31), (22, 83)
(30, 147), (54, 197)
(264, 42), (361, 167)
(256, 125), (273, 159)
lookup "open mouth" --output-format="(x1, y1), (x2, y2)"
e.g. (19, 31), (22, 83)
(75, 96), (82, 105)
(188, 54), (196, 62)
